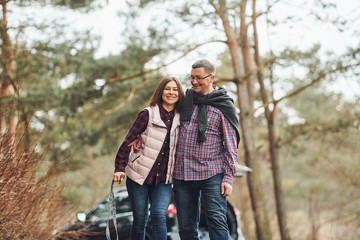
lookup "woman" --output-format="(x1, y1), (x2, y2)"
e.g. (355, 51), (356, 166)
(113, 76), (184, 240)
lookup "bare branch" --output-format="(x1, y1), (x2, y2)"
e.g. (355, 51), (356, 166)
(246, 0), (281, 27)
(254, 61), (360, 114)
(214, 77), (235, 84)
(276, 129), (309, 148)
(276, 120), (357, 148)
(103, 77), (158, 115)
(109, 40), (226, 84)
(275, 62), (360, 105)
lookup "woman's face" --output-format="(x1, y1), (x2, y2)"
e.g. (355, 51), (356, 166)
(162, 80), (179, 107)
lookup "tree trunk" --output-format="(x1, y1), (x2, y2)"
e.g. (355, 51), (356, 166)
(215, 0), (272, 239)
(252, 1), (291, 239)
(238, 177), (251, 239)
(308, 189), (319, 240)
(0, 0), (18, 146)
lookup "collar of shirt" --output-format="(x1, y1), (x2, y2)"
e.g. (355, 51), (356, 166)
(159, 104), (175, 116)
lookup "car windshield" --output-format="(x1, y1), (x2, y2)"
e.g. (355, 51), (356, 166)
(89, 191), (132, 221)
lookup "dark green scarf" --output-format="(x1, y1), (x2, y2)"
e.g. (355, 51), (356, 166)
(180, 87), (240, 147)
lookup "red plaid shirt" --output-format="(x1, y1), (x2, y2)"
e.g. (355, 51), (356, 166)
(174, 93), (238, 185)
(114, 105), (174, 185)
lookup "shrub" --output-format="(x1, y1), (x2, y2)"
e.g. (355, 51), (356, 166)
(0, 132), (65, 240)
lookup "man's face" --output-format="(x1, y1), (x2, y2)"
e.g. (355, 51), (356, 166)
(190, 67), (214, 95)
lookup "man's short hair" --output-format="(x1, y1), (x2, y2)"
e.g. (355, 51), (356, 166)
(192, 59), (215, 74)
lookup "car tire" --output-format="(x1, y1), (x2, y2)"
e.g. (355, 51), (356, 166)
(227, 203), (239, 240)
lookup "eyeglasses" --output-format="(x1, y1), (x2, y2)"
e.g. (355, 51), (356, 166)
(189, 73), (212, 82)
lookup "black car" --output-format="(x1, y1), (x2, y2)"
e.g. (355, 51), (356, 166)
(52, 164), (251, 240)
(52, 185), (245, 240)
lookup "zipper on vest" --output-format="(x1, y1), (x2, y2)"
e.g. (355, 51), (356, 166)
(152, 123), (167, 129)
(132, 155), (141, 163)
(173, 129), (177, 150)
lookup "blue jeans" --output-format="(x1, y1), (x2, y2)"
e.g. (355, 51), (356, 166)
(126, 178), (172, 240)
(173, 174), (230, 240)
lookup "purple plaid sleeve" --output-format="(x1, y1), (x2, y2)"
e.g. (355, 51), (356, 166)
(174, 105), (238, 185)
(219, 113), (238, 184)
(114, 109), (148, 172)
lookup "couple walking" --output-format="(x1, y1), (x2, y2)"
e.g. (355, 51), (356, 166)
(113, 59), (240, 240)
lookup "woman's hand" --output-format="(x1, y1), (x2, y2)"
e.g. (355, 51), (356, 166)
(113, 172), (126, 183)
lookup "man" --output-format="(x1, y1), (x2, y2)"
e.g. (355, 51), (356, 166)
(173, 59), (240, 240)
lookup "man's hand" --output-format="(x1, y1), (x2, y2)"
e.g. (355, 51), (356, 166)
(113, 172), (126, 183)
(221, 182), (233, 197)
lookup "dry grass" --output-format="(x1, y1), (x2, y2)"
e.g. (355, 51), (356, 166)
(0, 132), (68, 240)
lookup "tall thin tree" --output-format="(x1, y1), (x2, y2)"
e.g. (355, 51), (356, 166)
(0, 0), (18, 147)
(213, 0), (273, 239)
(252, 0), (291, 239)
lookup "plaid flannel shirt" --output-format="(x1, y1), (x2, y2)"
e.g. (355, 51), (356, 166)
(173, 104), (238, 185)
